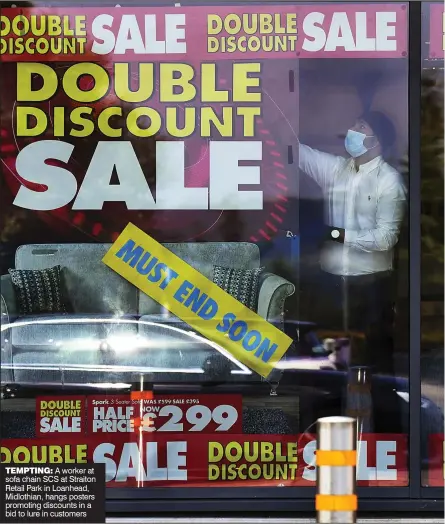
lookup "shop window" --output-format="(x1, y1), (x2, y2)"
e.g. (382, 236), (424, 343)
(0, 1), (425, 496)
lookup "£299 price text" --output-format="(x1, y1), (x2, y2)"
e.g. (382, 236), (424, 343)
(92, 404), (239, 433)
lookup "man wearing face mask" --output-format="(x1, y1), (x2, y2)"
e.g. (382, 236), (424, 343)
(298, 111), (406, 374)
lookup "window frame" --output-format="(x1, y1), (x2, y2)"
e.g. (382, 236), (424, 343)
(0, 0), (442, 513)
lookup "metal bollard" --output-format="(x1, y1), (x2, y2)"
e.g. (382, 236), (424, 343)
(316, 416), (357, 523)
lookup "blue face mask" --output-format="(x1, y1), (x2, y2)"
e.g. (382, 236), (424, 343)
(344, 129), (375, 158)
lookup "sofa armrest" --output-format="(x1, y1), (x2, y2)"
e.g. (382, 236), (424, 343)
(1, 274), (15, 382)
(257, 272), (295, 323)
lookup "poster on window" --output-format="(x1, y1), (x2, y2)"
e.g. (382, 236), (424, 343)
(0, 5), (302, 249)
(1, 5), (413, 487)
(0, 4), (407, 251)
(35, 394), (243, 437)
(1, 432), (408, 487)
(1, 394), (409, 487)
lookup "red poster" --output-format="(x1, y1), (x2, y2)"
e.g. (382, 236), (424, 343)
(36, 396), (86, 437)
(1, 433), (408, 487)
(427, 433), (444, 487)
(0, 5), (407, 62)
(87, 394), (243, 434)
(36, 394), (242, 437)
(429, 3), (444, 58)
(1, 6), (300, 245)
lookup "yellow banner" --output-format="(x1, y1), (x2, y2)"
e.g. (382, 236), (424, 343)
(102, 223), (292, 377)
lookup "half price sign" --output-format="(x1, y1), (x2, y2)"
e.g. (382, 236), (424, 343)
(36, 395), (242, 436)
(88, 394), (243, 435)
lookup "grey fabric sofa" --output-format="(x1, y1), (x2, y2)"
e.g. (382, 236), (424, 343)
(1, 242), (295, 385)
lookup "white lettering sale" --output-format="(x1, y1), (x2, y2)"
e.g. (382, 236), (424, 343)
(40, 417), (82, 433)
(302, 440), (399, 481)
(94, 441), (188, 482)
(91, 14), (187, 55)
(14, 141), (263, 212)
(302, 11), (397, 52)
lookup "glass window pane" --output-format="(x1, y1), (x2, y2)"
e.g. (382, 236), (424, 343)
(0, 1), (411, 494)
(421, 1), (445, 489)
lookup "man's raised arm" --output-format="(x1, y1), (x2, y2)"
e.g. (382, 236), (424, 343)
(299, 142), (344, 190)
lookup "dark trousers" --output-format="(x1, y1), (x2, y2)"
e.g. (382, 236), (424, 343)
(317, 271), (395, 375)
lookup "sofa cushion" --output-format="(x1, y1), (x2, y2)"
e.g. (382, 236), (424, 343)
(213, 266), (264, 311)
(8, 266), (71, 316)
(10, 314), (138, 351)
(137, 314), (211, 369)
(11, 314), (213, 384)
(10, 315), (140, 383)
(14, 244), (138, 315)
(138, 314), (260, 381)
